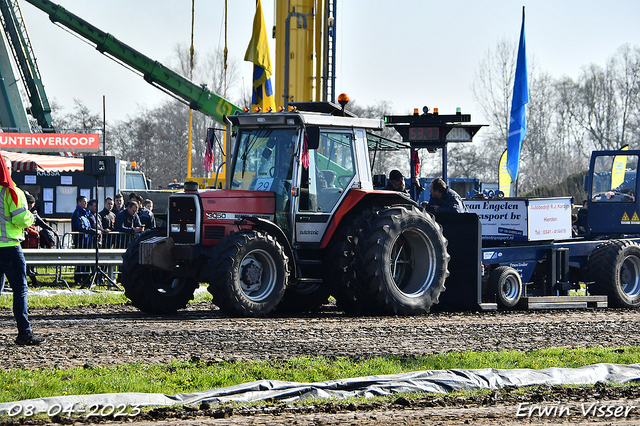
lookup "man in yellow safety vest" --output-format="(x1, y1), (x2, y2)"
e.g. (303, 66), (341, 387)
(0, 155), (45, 345)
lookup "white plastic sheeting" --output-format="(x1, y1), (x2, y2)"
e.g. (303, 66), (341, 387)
(1, 363), (640, 415)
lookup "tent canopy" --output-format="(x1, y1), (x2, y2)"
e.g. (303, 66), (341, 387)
(1, 151), (84, 172)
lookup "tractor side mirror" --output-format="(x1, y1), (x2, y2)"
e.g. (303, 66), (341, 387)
(306, 127), (320, 150)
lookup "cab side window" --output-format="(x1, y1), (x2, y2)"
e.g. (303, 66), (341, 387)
(591, 154), (637, 203)
(299, 131), (355, 213)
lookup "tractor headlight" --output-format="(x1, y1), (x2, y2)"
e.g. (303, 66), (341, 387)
(171, 224), (181, 233)
(185, 224), (196, 232)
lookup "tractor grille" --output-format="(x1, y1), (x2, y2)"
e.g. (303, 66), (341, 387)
(168, 195), (198, 244)
(204, 225), (225, 240)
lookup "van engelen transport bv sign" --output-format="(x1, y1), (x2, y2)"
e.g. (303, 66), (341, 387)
(0, 133), (100, 152)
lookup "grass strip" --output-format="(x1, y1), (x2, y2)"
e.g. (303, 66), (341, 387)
(1, 347), (640, 403)
(0, 285), (213, 309)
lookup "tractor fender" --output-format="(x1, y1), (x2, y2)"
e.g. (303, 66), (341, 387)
(320, 189), (419, 248)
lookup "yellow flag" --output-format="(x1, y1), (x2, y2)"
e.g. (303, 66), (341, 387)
(499, 149), (511, 197)
(611, 144), (629, 190)
(244, 0), (272, 73)
(244, 0), (275, 111)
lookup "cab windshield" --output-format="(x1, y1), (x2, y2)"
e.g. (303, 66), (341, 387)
(231, 128), (297, 195)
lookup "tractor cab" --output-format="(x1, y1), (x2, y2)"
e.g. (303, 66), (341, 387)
(226, 107), (385, 247)
(586, 149), (640, 237)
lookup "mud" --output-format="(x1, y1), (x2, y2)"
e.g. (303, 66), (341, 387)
(2, 302), (640, 424)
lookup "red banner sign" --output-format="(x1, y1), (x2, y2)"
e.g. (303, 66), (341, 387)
(0, 133), (100, 152)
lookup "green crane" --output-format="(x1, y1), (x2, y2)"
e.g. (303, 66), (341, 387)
(24, 0), (241, 125)
(0, 0), (54, 131)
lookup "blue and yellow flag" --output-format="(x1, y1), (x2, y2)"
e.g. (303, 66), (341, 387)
(244, 0), (275, 111)
(506, 7), (529, 184)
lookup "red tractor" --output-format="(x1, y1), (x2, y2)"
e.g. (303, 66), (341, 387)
(121, 101), (450, 317)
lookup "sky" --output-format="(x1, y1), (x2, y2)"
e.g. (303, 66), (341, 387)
(15, 0), (640, 127)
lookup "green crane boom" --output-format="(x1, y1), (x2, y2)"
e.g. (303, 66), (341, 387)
(0, 0), (54, 130)
(24, 0), (241, 125)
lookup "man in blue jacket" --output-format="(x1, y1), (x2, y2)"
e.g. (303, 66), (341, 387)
(425, 178), (466, 214)
(115, 201), (144, 234)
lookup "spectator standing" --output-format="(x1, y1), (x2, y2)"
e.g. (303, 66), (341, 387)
(26, 193), (58, 248)
(0, 155), (44, 345)
(71, 195), (92, 285)
(139, 199), (156, 229)
(113, 193), (125, 215)
(22, 192), (40, 249)
(115, 201), (144, 235)
(99, 197), (116, 231)
(87, 199), (107, 247)
(128, 192), (140, 206)
(22, 193), (58, 285)
(71, 196), (92, 248)
(100, 197), (116, 248)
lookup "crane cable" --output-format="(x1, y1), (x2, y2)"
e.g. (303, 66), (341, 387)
(186, 0), (195, 179)
(221, 0), (228, 181)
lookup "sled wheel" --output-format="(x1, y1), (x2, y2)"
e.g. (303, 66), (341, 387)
(588, 240), (640, 308)
(489, 266), (523, 309)
(121, 230), (199, 314)
(355, 205), (450, 315)
(209, 229), (289, 317)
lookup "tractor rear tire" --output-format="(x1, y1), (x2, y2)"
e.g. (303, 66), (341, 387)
(209, 230), (289, 317)
(276, 281), (330, 313)
(323, 215), (373, 315)
(121, 230), (199, 314)
(354, 205), (450, 315)
(489, 266), (523, 309)
(588, 240), (640, 308)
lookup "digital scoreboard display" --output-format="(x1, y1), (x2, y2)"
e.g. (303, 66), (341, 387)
(408, 127), (440, 141)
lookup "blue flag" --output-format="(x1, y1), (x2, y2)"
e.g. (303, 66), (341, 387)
(506, 7), (528, 183)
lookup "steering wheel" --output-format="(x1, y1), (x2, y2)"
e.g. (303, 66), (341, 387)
(592, 191), (633, 202)
(337, 175), (352, 188)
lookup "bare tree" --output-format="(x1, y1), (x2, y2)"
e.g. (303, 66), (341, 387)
(53, 99), (102, 132)
(454, 39), (519, 184)
(610, 44), (640, 148)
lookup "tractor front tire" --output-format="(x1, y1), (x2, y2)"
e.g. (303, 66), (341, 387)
(209, 230), (289, 317)
(354, 205), (450, 315)
(121, 230), (199, 314)
(588, 240), (640, 308)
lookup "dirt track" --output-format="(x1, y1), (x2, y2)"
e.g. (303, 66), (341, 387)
(2, 302), (640, 424)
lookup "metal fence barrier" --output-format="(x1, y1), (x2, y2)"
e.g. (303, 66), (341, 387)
(61, 231), (136, 249)
(16, 230), (134, 289)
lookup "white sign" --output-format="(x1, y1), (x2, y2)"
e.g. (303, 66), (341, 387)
(43, 188), (53, 201)
(60, 176), (73, 185)
(296, 222), (326, 243)
(463, 199), (528, 241)
(254, 178), (274, 191)
(24, 175), (36, 184)
(527, 198), (573, 241)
